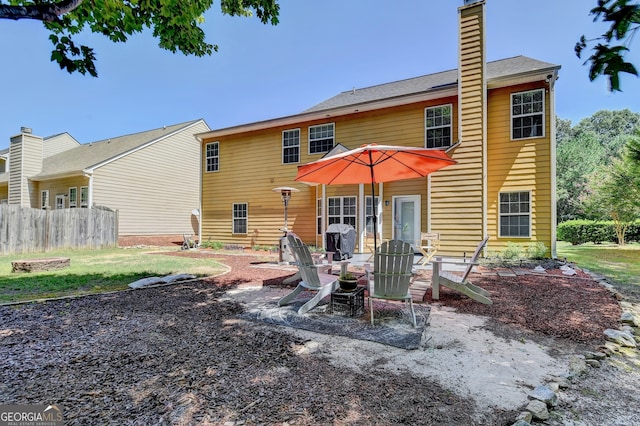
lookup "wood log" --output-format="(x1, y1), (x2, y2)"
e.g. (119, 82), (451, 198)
(11, 257), (71, 273)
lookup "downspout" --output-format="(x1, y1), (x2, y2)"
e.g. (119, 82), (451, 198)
(86, 172), (94, 208)
(549, 76), (558, 258)
(198, 141), (203, 246)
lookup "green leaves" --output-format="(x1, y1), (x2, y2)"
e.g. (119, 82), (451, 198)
(49, 31), (98, 76)
(576, 0), (640, 91)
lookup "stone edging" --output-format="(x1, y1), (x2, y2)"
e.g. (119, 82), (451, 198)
(507, 268), (639, 425)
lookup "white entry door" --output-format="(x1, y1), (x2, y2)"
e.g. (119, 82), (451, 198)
(392, 195), (421, 248)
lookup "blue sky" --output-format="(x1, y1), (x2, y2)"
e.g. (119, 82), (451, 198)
(1, 0), (639, 149)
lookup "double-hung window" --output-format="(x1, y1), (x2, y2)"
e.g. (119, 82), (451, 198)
(41, 190), (49, 209)
(511, 89), (544, 139)
(499, 191), (530, 237)
(309, 123), (334, 154)
(282, 129), (300, 164)
(69, 187), (77, 208)
(233, 203), (248, 234)
(425, 104), (452, 148)
(80, 186), (88, 208)
(365, 196), (379, 234)
(316, 199), (322, 235)
(206, 142), (219, 172)
(327, 196), (356, 228)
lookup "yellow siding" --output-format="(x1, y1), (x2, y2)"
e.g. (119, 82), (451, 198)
(201, 99), (457, 248)
(486, 83), (554, 253)
(430, 2), (485, 256)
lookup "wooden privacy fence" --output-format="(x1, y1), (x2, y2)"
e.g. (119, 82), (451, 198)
(0, 205), (118, 255)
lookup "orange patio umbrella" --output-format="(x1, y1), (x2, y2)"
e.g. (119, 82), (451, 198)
(295, 144), (457, 250)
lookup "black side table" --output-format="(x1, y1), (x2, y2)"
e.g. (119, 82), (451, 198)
(331, 286), (365, 317)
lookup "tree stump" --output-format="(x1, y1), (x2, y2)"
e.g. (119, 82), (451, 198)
(11, 257), (71, 273)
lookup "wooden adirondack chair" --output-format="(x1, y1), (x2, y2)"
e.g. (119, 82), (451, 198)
(278, 232), (339, 314)
(366, 240), (417, 327)
(430, 236), (492, 305)
(416, 232), (440, 266)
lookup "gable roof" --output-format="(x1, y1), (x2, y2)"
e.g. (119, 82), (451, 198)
(32, 119), (205, 180)
(197, 55), (559, 139)
(304, 56), (559, 113)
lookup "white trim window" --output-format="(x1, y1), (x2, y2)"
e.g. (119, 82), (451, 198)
(365, 195), (379, 234)
(499, 191), (531, 237)
(206, 142), (219, 172)
(511, 89), (544, 140)
(316, 198), (322, 235)
(282, 129), (300, 164)
(309, 123), (334, 154)
(232, 202), (248, 234)
(327, 196), (356, 228)
(68, 187), (77, 208)
(41, 190), (49, 209)
(80, 186), (88, 208)
(425, 104), (452, 148)
(55, 194), (65, 210)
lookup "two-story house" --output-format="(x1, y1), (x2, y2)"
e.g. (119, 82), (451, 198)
(0, 119), (209, 239)
(196, 0), (560, 257)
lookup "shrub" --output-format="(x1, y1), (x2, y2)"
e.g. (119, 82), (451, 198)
(500, 242), (524, 260)
(526, 242), (548, 259)
(557, 220), (633, 244)
(200, 240), (225, 250)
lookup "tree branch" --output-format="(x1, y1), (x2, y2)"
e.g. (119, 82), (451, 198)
(0, 0), (84, 22)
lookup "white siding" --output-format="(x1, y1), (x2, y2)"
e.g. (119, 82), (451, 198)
(92, 121), (208, 236)
(44, 133), (80, 158)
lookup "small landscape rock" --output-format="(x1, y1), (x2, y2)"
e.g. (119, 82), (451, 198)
(529, 385), (558, 407)
(584, 351), (607, 360)
(620, 311), (640, 327)
(511, 420), (530, 426)
(516, 410), (533, 423)
(526, 399), (549, 420)
(604, 329), (637, 348)
(585, 359), (601, 368)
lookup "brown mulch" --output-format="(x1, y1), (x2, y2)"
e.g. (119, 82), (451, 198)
(0, 236), (626, 425)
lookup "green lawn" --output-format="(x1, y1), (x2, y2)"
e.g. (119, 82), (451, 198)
(556, 241), (640, 288)
(0, 247), (227, 304)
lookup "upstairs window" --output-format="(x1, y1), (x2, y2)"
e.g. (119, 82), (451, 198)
(309, 123), (334, 154)
(499, 191), (530, 237)
(206, 142), (219, 172)
(233, 202), (248, 234)
(282, 129), (300, 164)
(425, 104), (452, 148)
(512, 89), (544, 139)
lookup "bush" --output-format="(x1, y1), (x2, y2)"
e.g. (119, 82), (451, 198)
(556, 220), (639, 244)
(200, 240), (225, 250)
(526, 241), (548, 259)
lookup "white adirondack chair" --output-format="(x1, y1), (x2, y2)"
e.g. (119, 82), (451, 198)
(430, 236), (493, 305)
(366, 240), (417, 327)
(278, 233), (339, 314)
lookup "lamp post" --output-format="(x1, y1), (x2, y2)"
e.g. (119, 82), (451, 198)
(272, 186), (299, 264)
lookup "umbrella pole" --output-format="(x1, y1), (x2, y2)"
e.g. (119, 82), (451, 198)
(371, 180), (377, 253)
(369, 156), (377, 253)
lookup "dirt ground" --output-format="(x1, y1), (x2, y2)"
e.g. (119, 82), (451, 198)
(0, 237), (638, 425)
